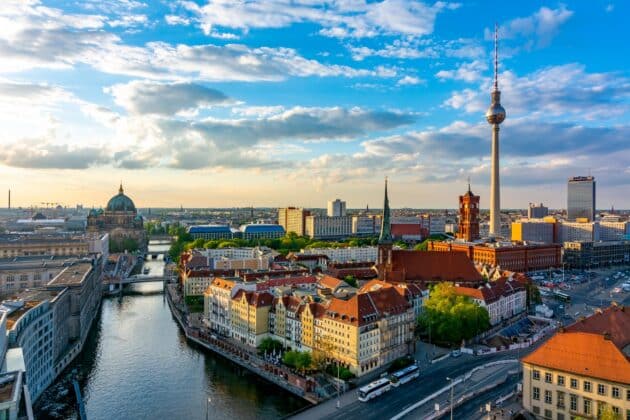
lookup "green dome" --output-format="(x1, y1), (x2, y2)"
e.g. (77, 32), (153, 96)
(106, 184), (136, 212)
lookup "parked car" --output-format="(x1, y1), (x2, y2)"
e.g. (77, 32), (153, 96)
(451, 350), (462, 358)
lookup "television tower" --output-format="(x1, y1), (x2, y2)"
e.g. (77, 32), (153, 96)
(486, 24), (506, 237)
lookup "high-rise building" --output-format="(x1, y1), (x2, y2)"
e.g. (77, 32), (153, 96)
(457, 183), (480, 242)
(527, 203), (549, 219)
(327, 199), (346, 217)
(486, 25), (506, 237)
(567, 176), (596, 221)
(304, 215), (352, 239)
(278, 207), (311, 236)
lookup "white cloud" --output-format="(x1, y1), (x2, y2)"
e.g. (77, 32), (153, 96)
(108, 14), (148, 28)
(183, 0), (459, 39)
(165, 15), (190, 26)
(436, 60), (488, 82)
(397, 76), (424, 86)
(444, 64), (630, 120)
(487, 5), (574, 49)
(106, 80), (233, 115)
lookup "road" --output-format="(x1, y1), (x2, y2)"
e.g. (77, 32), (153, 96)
(446, 374), (520, 419)
(298, 345), (541, 420)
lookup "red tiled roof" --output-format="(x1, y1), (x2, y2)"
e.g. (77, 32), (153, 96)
(324, 286), (410, 326)
(391, 223), (422, 236)
(454, 278), (524, 304)
(389, 250), (483, 284)
(318, 275), (346, 290)
(233, 290), (274, 307)
(522, 331), (630, 385)
(565, 304), (630, 350)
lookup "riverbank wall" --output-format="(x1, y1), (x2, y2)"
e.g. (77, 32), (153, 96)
(165, 284), (317, 405)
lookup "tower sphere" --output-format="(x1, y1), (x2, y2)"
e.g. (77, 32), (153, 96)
(486, 101), (506, 125)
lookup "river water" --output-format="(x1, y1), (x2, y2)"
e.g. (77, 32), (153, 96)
(34, 241), (309, 419)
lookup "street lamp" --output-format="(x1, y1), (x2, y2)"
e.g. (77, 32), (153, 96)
(206, 397), (211, 420)
(336, 361), (341, 409)
(447, 377), (454, 420)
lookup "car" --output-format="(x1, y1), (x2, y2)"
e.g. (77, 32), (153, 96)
(451, 350), (462, 358)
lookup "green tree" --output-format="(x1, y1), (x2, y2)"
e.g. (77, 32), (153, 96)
(525, 282), (542, 307)
(599, 405), (620, 420)
(282, 350), (298, 368)
(344, 275), (358, 288)
(258, 337), (283, 355)
(417, 282), (490, 346)
(295, 351), (312, 372)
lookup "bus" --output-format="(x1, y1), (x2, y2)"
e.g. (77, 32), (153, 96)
(357, 378), (392, 402)
(553, 291), (571, 302)
(389, 364), (420, 387)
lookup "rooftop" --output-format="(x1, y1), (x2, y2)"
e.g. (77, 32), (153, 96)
(522, 305), (630, 384)
(0, 371), (18, 404)
(48, 262), (93, 286)
(0, 255), (79, 270)
(187, 225), (232, 234)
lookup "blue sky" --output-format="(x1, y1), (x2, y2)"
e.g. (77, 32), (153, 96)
(0, 0), (628, 209)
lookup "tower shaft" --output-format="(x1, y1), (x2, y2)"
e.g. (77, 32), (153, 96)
(489, 125), (500, 237)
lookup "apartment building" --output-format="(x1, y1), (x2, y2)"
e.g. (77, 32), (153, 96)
(521, 305), (629, 420)
(230, 291), (273, 347)
(453, 278), (526, 325)
(299, 246), (378, 263)
(278, 208), (311, 236)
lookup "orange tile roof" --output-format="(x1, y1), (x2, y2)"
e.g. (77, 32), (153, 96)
(522, 331), (630, 385)
(318, 275), (346, 290)
(232, 290), (274, 307)
(565, 305), (630, 350)
(325, 286), (410, 326)
(389, 250), (483, 284)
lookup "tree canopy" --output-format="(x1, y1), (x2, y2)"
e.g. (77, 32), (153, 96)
(417, 282), (490, 346)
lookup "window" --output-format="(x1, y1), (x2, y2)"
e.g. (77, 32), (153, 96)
(533, 406), (540, 414)
(533, 370), (541, 380)
(583, 399), (592, 415)
(583, 381), (592, 392)
(570, 378), (578, 389)
(545, 390), (553, 404)
(570, 394), (577, 412)
(557, 392), (565, 409)
(545, 372), (553, 383)
(533, 387), (541, 400)
(557, 414), (564, 420)
(557, 375), (565, 386)
(544, 409), (552, 419)
(627, 389), (630, 401)
(612, 387), (620, 399)
(598, 384), (607, 396)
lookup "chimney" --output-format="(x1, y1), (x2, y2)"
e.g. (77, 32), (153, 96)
(603, 332), (612, 341)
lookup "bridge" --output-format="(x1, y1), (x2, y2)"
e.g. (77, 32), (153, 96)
(104, 274), (170, 286)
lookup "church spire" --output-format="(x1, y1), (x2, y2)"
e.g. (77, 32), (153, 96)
(379, 177), (392, 244)
(119, 182), (124, 194)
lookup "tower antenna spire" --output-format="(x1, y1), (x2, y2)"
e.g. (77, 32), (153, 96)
(467, 176), (471, 193)
(493, 22), (499, 92)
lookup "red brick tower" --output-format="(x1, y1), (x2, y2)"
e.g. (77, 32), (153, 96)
(457, 181), (480, 241)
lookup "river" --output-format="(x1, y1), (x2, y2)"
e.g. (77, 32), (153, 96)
(34, 241), (309, 419)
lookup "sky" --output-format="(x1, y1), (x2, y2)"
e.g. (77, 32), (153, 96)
(0, 0), (629, 210)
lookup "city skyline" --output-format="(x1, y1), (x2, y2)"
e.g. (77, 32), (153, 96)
(1, 1), (629, 209)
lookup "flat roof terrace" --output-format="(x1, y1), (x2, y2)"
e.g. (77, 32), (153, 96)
(48, 262), (93, 286)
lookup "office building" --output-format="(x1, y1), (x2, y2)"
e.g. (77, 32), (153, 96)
(560, 220), (599, 242)
(528, 203), (549, 219)
(428, 241), (562, 272)
(239, 224), (285, 240)
(599, 221), (630, 241)
(327, 199), (346, 217)
(521, 305), (629, 420)
(567, 176), (596, 221)
(187, 225), (233, 240)
(0, 256), (81, 296)
(304, 216), (352, 239)
(351, 215), (381, 236)
(299, 246), (378, 263)
(0, 233), (90, 258)
(278, 207), (311, 236)
(512, 218), (557, 244)
(563, 241), (630, 268)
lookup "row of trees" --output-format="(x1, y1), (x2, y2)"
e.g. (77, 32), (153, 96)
(417, 282), (490, 346)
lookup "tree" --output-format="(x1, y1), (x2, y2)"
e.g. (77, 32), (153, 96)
(296, 351), (312, 372)
(282, 350), (298, 368)
(344, 275), (358, 288)
(598, 405), (621, 420)
(258, 337), (283, 355)
(417, 282), (490, 346)
(525, 282), (542, 307)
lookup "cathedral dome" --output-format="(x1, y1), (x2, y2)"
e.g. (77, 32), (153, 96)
(106, 184), (136, 212)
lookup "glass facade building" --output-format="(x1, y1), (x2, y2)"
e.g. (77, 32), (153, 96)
(567, 176), (596, 221)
